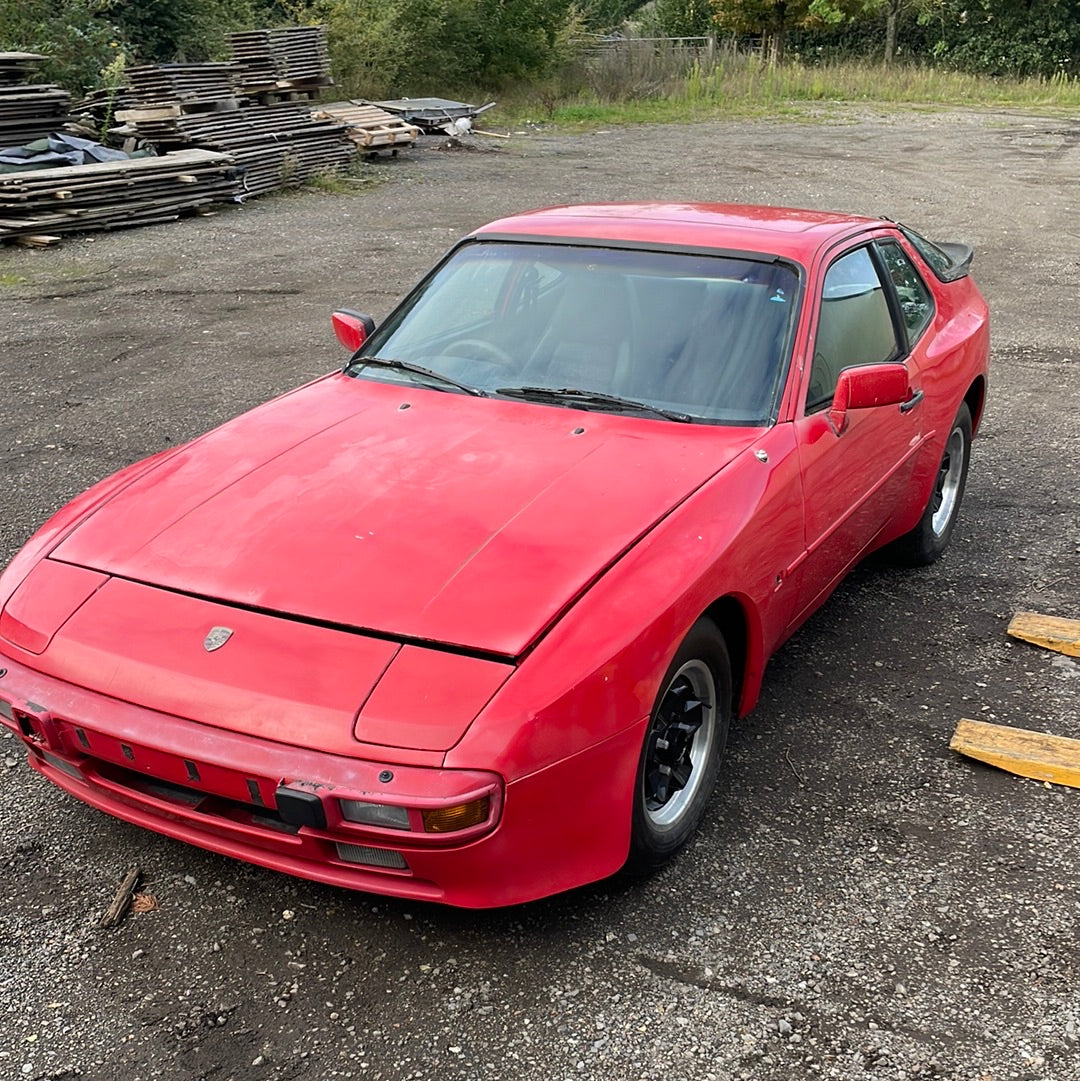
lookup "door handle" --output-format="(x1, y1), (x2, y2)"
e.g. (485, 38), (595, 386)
(899, 388), (924, 414)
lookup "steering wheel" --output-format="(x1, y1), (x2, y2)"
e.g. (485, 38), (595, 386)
(442, 338), (514, 367)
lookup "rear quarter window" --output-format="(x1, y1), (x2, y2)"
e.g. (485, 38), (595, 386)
(878, 241), (934, 343)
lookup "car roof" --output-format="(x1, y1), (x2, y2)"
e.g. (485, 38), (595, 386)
(470, 202), (886, 263)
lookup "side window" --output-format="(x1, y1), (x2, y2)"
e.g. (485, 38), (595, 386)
(877, 241), (934, 342)
(806, 247), (898, 410)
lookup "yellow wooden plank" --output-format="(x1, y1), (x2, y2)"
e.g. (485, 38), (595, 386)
(1007, 611), (1080, 657)
(950, 717), (1080, 788)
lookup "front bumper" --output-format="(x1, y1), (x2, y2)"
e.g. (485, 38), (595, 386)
(0, 653), (642, 907)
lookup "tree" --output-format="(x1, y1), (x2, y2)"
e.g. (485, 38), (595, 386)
(710, 0), (872, 64)
(577, 0), (651, 33)
(643, 0), (718, 39)
(857, 0), (926, 64)
(300, 0), (577, 98)
(0, 0), (127, 93)
(915, 0), (1079, 77)
(109, 0), (261, 62)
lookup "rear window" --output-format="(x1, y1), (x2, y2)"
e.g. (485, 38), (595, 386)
(898, 225), (972, 282)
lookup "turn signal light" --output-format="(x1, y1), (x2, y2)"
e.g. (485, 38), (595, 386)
(421, 797), (490, 834)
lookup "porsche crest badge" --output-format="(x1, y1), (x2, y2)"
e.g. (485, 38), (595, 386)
(203, 626), (234, 652)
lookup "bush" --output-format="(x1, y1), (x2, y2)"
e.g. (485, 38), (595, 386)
(0, 0), (125, 95)
(922, 0), (1078, 78)
(109, 0), (263, 62)
(301, 0), (576, 98)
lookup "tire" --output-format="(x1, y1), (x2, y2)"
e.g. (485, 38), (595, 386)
(625, 618), (732, 875)
(894, 401), (973, 566)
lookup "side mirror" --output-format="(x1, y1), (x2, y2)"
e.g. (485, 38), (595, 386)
(829, 363), (910, 434)
(331, 309), (376, 353)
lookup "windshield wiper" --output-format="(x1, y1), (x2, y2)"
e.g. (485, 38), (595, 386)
(495, 385), (692, 422)
(348, 356), (487, 397)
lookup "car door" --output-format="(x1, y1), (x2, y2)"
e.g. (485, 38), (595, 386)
(790, 241), (926, 623)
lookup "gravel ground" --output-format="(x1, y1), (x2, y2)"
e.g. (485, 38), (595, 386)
(0, 106), (1077, 1081)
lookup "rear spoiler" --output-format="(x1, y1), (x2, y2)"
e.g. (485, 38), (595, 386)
(935, 241), (974, 282)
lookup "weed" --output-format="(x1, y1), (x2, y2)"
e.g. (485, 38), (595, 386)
(306, 160), (391, 195)
(98, 51), (127, 141)
(491, 50), (1080, 130)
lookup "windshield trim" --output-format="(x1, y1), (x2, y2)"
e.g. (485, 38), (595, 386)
(470, 231), (795, 265)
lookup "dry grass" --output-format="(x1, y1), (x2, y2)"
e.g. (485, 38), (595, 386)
(495, 47), (1080, 128)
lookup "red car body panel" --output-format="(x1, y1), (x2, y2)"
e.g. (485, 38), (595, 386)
(51, 375), (758, 657)
(0, 202), (989, 907)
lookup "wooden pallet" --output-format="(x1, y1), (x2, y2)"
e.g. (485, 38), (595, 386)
(314, 101), (419, 149)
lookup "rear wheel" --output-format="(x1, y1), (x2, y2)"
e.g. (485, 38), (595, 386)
(894, 401), (972, 566)
(626, 618), (731, 874)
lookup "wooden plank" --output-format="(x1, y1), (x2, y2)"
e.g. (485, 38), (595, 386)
(950, 718), (1080, 788)
(13, 234), (60, 247)
(0, 149), (233, 186)
(99, 865), (141, 929)
(1007, 612), (1080, 657)
(116, 104), (183, 122)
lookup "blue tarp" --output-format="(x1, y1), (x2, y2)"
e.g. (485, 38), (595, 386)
(0, 133), (140, 173)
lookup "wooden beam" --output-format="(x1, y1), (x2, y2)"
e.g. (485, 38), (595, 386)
(951, 717), (1080, 788)
(116, 105), (182, 122)
(13, 233), (60, 247)
(1007, 612), (1080, 657)
(98, 864), (142, 928)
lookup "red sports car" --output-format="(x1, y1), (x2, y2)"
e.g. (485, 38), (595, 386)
(0, 204), (989, 907)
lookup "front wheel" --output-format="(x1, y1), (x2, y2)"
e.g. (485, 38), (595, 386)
(625, 618), (732, 875)
(893, 401), (973, 566)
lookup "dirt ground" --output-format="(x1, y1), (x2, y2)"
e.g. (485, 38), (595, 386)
(0, 107), (1077, 1081)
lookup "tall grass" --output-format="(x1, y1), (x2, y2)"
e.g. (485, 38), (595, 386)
(495, 45), (1080, 128)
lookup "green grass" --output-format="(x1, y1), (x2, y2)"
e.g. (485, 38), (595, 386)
(491, 55), (1080, 131)
(0, 270), (28, 285)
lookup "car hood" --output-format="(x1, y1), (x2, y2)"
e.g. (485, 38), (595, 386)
(54, 375), (758, 655)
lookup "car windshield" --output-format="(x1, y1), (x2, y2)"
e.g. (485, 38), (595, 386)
(348, 241), (799, 425)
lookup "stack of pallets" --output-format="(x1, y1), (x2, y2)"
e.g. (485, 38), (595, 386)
(122, 101), (354, 198)
(0, 148), (239, 240)
(124, 63), (242, 107)
(0, 52), (44, 84)
(112, 27), (355, 199)
(229, 27), (332, 96)
(314, 101), (419, 153)
(0, 52), (74, 147)
(1, 28), (366, 240)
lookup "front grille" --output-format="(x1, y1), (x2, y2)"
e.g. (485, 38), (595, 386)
(96, 759), (300, 835)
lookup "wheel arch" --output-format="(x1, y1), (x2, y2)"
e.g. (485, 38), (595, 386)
(965, 375), (987, 436)
(701, 593), (763, 719)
